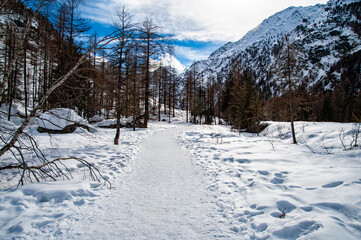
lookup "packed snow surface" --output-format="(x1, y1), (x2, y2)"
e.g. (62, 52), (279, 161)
(0, 112), (360, 239)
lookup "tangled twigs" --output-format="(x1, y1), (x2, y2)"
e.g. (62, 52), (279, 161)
(0, 157), (111, 189)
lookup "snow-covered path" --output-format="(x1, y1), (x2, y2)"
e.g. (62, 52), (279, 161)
(60, 127), (225, 239)
(1, 120), (360, 239)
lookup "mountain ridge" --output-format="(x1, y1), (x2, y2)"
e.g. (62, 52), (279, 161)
(185, 0), (361, 98)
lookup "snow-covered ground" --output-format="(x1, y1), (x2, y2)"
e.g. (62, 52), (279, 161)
(179, 122), (361, 239)
(0, 110), (360, 239)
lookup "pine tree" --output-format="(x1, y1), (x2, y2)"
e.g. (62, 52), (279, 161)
(222, 63), (264, 132)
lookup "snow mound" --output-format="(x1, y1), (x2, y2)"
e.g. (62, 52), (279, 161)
(0, 103), (29, 126)
(37, 108), (88, 132)
(95, 117), (137, 128)
(96, 119), (117, 127)
(89, 115), (104, 123)
(0, 103), (28, 118)
(0, 115), (17, 131)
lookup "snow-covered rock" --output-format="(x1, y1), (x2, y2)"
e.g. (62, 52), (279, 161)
(37, 108), (89, 133)
(95, 117), (134, 128)
(89, 115), (104, 123)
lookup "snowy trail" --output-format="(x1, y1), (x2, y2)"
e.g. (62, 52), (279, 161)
(59, 127), (226, 239)
(2, 121), (360, 239)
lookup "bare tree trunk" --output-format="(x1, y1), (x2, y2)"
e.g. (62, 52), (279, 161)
(114, 108), (121, 145)
(132, 57), (138, 131)
(290, 92), (297, 144)
(186, 80), (189, 123)
(24, 41), (28, 118)
(158, 70), (161, 121)
(114, 48), (123, 145)
(144, 37), (150, 128)
(0, 53), (87, 157)
(287, 42), (297, 144)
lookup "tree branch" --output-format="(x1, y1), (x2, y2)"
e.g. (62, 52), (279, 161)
(0, 157), (111, 188)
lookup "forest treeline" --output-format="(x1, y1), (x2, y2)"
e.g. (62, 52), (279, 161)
(184, 34), (361, 135)
(0, 0), (181, 144)
(184, 2), (361, 133)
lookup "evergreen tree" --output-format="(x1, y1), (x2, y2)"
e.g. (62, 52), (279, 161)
(222, 63), (264, 132)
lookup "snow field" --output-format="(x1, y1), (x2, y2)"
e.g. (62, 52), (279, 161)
(0, 111), (360, 239)
(0, 120), (156, 238)
(178, 122), (361, 239)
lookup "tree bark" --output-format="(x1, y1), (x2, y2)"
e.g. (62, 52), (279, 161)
(144, 37), (150, 128)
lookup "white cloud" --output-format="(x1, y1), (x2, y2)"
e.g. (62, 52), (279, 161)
(175, 46), (214, 63)
(83, 0), (329, 66)
(84, 0), (328, 42)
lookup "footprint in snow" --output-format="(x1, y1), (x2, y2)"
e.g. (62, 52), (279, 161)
(258, 170), (269, 176)
(254, 223), (268, 232)
(273, 221), (322, 239)
(271, 178), (284, 184)
(322, 181), (344, 188)
(223, 157), (234, 163)
(277, 200), (296, 213)
(300, 206), (313, 212)
(275, 172), (288, 178)
(236, 159), (251, 164)
(248, 182), (255, 187)
(271, 172), (288, 184)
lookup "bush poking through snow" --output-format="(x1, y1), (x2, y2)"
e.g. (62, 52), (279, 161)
(279, 210), (286, 219)
(339, 123), (361, 151)
(339, 114), (361, 151)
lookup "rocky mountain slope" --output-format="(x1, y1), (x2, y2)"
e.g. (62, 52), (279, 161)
(186, 0), (361, 97)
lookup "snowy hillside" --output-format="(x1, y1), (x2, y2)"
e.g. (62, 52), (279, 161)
(186, 0), (361, 94)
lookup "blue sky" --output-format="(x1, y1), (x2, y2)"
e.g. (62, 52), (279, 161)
(81, 0), (328, 71)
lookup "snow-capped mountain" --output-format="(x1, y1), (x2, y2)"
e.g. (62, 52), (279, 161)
(186, 0), (361, 97)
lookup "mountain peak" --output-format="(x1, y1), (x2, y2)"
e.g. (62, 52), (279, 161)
(191, 4), (324, 79)
(185, 0), (361, 96)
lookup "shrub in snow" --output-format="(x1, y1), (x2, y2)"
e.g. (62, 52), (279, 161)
(37, 108), (90, 134)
